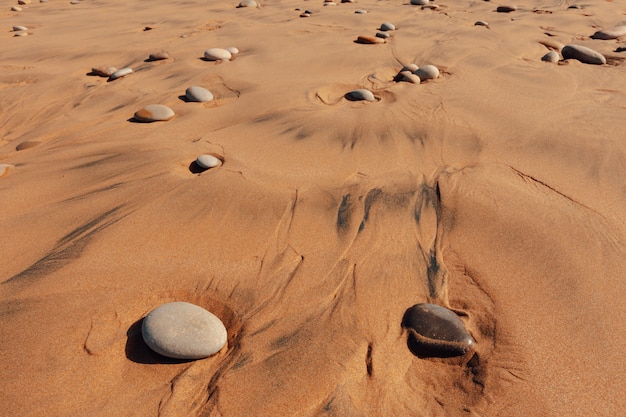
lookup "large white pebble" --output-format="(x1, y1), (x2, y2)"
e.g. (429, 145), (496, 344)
(346, 89), (376, 102)
(399, 71), (421, 84)
(204, 48), (232, 61)
(134, 104), (175, 122)
(196, 154), (222, 169)
(414, 64), (439, 81)
(185, 86), (214, 102)
(142, 302), (227, 359)
(562, 44), (606, 65)
(109, 67), (133, 80)
(224, 46), (239, 55)
(410, 0), (429, 5)
(13, 25), (28, 31)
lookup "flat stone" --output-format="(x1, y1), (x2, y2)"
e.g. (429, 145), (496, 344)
(237, 0), (257, 7)
(474, 20), (489, 27)
(204, 48), (232, 61)
(18, 0), (31, 4)
(108, 67), (133, 81)
(402, 303), (474, 357)
(0, 164), (13, 178)
(496, 5), (517, 12)
(345, 89), (376, 102)
(410, 0), (429, 5)
(16, 140), (41, 151)
(414, 64), (440, 81)
(91, 66), (117, 77)
(562, 44), (606, 65)
(541, 51), (560, 63)
(591, 26), (626, 40)
(134, 104), (175, 122)
(355, 9), (367, 14)
(11, 6), (22, 11)
(376, 31), (390, 39)
(196, 154), (223, 169)
(324, 2), (337, 5)
(399, 71), (421, 84)
(142, 302), (227, 360)
(148, 51), (170, 61)
(185, 86), (214, 102)
(356, 35), (385, 44)
(380, 22), (396, 31)
(12, 25), (28, 31)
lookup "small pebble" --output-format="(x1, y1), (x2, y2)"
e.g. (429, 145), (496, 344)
(376, 31), (390, 39)
(12, 25), (28, 31)
(399, 71), (421, 84)
(224, 46), (239, 56)
(474, 20), (489, 27)
(562, 44), (606, 65)
(70, 0), (80, 4)
(345, 89), (376, 102)
(16, 141), (41, 151)
(11, 6), (22, 11)
(142, 302), (227, 360)
(496, 5), (517, 12)
(410, 0), (429, 5)
(108, 67), (133, 81)
(18, 0), (31, 4)
(14, 32), (28, 37)
(341, 0), (356, 3)
(591, 26), (626, 40)
(204, 48), (232, 61)
(148, 52), (170, 61)
(355, 9), (367, 14)
(414, 64), (439, 81)
(300, 12), (311, 17)
(185, 86), (214, 102)
(40, 0), (48, 2)
(0, 164), (13, 178)
(402, 63), (419, 72)
(323, 2), (336, 5)
(91, 66), (117, 77)
(541, 51), (559, 63)
(196, 154), (223, 169)
(134, 104), (175, 122)
(356, 35), (385, 44)
(237, 0), (257, 7)
(380, 22), (396, 31)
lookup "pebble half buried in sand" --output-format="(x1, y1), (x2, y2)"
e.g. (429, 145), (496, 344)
(196, 154), (223, 170)
(591, 26), (626, 40)
(185, 86), (214, 102)
(410, 0), (429, 5)
(148, 51), (170, 61)
(562, 44), (606, 65)
(414, 64), (440, 81)
(204, 48), (232, 61)
(398, 71), (421, 84)
(0, 164), (13, 178)
(237, 0), (257, 8)
(345, 89), (376, 102)
(109, 67), (133, 81)
(134, 104), (175, 122)
(142, 302), (227, 360)
(402, 303), (474, 357)
(541, 51), (560, 63)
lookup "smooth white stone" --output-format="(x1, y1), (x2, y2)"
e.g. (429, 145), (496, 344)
(204, 48), (232, 61)
(346, 89), (376, 102)
(142, 302), (227, 360)
(380, 22), (396, 31)
(399, 71), (421, 84)
(541, 51), (560, 63)
(91, 66), (117, 77)
(591, 26), (626, 40)
(149, 51), (170, 61)
(562, 44), (606, 65)
(224, 46), (239, 55)
(18, 0), (31, 4)
(134, 104), (175, 122)
(237, 0), (257, 7)
(109, 67), (133, 80)
(414, 64), (439, 81)
(11, 6), (23, 11)
(354, 9), (367, 14)
(14, 32), (28, 37)
(196, 154), (222, 169)
(185, 86), (214, 102)
(410, 0), (429, 5)
(474, 20), (489, 27)
(13, 25), (28, 31)
(402, 63), (419, 72)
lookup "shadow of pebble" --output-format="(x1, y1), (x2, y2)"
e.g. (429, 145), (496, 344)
(178, 95), (191, 103)
(125, 318), (193, 365)
(189, 161), (209, 174)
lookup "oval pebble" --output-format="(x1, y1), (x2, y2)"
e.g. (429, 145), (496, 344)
(237, 0), (257, 7)
(410, 0), (429, 5)
(591, 26), (626, 40)
(402, 303), (474, 357)
(541, 51), (560, 63)
(108, 67), (133, 80)
(204, 48), (232, 61)
(414, 64), (439, 81)
(474, 20), (489, 27)
(496, 5), (517, 13)
(324, 2), (336, 6)
(380, 22), (396, 31)
(196, 154), (223, 169)
(356, 35), (384, 44)
(354, 9), (367, 14)
(562, 44), (606, 65)
(376, 31), (390, 39)
(399, 71), (421, 84)
(11, 6), (23, 11)
(134, 104), (175, 122)
(142, 302), (227, 360)
(14, 32), (28, 37)
(0, 164), (13, 178)
(402, 63), (419, 72)
(91, 65), (117, 77)
(13, 25), (28, 31)
(224, 46), (239, 55)
(345, 89), (376, 102)
(185, 86), (214, 102)
(148, 51), (170, 61)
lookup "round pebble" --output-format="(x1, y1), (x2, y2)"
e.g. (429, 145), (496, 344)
(496, 5), (517, 12)
(324, 2), (337, 6)
(237, 0), (257, 7)
(345, 89), (376, 102)
(562, 44), (606, 65)
(12, 25), (28, 31)
(133, 104), (175, 122)
(91, 66), (117, 77)
(410, 0), (429, 5)
(399, 71), (421, 84)
(196, 154), (223, 169)
(224, 46), (239, 56)
(541, 51), (560, 63)
(204, 48), (232, 61)
(18, 0), (31, 4)
(356, 35), (385, 44)
(148, 51), (170, 61)
(414, 64), (440, 81)
(591, 26), (626, 40)
(142, 302), (227, 360)
(0, 164), (13, 178)
(14, 32), (28, 37)
(108, 67), (133, 81)
(376, 31), (390, 39)
(380, 22), (396, 31)
(185, 86), (214, 102)
(402, 303), (474, 357)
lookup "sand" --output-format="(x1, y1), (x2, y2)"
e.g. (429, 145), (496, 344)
(1, 0), (625, 416)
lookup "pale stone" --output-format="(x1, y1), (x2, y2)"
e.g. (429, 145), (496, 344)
(14, 32), (28, 37)
(11, 6), (22, 11)
(402, 63), (419, 72)
(562, 44), (606, 65)
(414, 64), (439, 81)
(91, 66), (117, 77)
(142, 302), (227, 360)
(108, 67), (133, 80)
(224, 46), (239, 55)
(134, 104), (175, 122)
(12, 25), (28, 31)
(356, 35), (384, 44)
(380, 22), (395, 31)
(591, 26), (626, 40)
(0, 164), (13, 178)
(148, 52), (170, 61)
(18, 0), (31, 4)
(354, 9), (367, 14)
(541, 51), (559, 63)
(474, 20), (489, 27)
(196, 154), (222, 169)
(399, 71), (421, 84)
(185, 86), (214, 102)
(237, 0), (257, 7)
(376, 31), (390, 39)
(346, 89), (376, 102)
(204, 48), (231, 61)
(410, 0), (429, 5)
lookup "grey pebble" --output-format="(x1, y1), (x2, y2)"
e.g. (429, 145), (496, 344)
(562, 44), (606, 65)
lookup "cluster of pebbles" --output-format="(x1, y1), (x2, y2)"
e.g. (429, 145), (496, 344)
(356, 21), (397, 44)
(396, 63), (440, 84)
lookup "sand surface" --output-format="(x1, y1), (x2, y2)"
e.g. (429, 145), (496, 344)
(1, 1), (625, 416)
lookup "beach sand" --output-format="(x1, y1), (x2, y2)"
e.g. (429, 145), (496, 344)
(1, 0), (625, 416)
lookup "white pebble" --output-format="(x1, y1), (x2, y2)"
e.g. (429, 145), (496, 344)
(237, 0), (257, 7)
(134, 104), (175, 122)
(591, 26), (626, 40)
(224, 46), (239, 55)
(185, 86), (214, 102)
(380, 22), (396, 31)
(410, 0), (429, 5)
(204, 48), (232, 61)
(12, 25), (28, 31)
(541, 51), (559, 63)
(414, 64), (439, 81)
(346, 89), (376, 102)
(108, 67), (133, 80)
(196, 154), (223, 169)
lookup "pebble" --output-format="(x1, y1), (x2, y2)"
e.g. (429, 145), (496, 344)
(196, 154), (223, 169)
(0, 164), (13, 178)
(16, 140), (41, 151)
(414, 64), (440, 81)
(142, 302), (227, 360)
(108, 67), (133, 81)
(11, 6), (22, 11)
(591, 26), (626, 40)
(356, 35), (385, 44)
(204, 48), (232, 61)
(14, 32), (28, 37)
(496, 5), (517, 12)
(345, 89), (376, 102)
(380, 22), (396, 31)
(237, 0), (257, 7)
(148, 51), (170, 61)
(410, 0), (429, 5)
(133, 104), (175, 122)
(474, 20), (489, 27)
(341, 0), (356, 3)
(567, 5), (581, 9)
(561, 44), (606, 65)
(185, 86), (214, 102)
(402, 63), (419, 72)
(376, 31), (390, 39)
(18, 0), (31, 4)
(324, 2), (336, 5)
(402, 303), (474, 357)
(355, 9), (367, 14)
(224, 46), (239, 56)
(399, 71), (421, 84)
(541, 51), (559, 63)
(616, 46), (626, 53)
(91, 66), (117, 77)
(12, 25), (28, 31)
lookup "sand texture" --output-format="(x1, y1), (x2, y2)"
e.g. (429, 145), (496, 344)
(1, 1), (625, 416)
